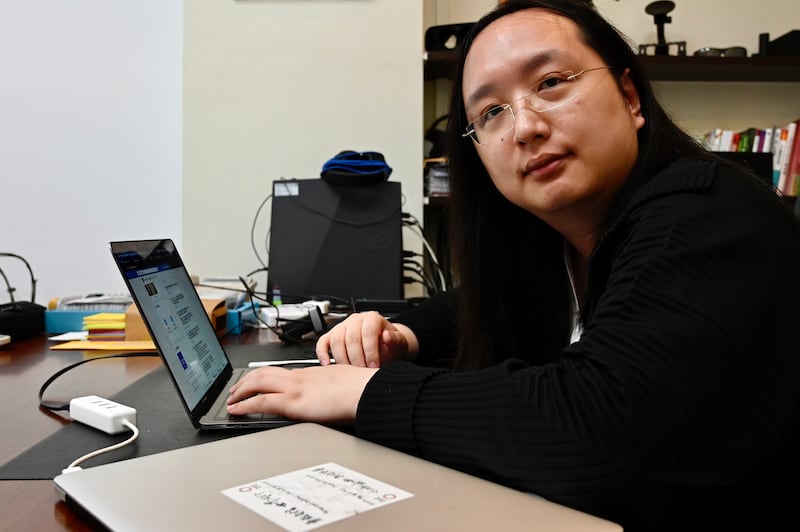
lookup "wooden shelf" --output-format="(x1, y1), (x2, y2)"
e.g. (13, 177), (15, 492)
(641, 55), (800, 82)
(424, 52), (800, 82)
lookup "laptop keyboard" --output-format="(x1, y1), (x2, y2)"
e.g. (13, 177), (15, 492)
(211, 354), (318, 422)
(213, 399), (284, 421)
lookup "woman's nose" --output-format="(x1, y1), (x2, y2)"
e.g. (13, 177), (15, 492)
(512, 102), (550, 143)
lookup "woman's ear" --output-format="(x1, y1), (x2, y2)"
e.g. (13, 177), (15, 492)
(620, 68), (645, 130)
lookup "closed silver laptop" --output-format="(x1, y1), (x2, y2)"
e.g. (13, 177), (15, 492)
(54, 423), (622, 531)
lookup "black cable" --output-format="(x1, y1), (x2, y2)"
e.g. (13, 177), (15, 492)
(401, 211), (419, 225)
(237, 276), (328, 346)
(0, 252), (37, 303)
(245, 266), (268, 278)
(38, 352), (159, 412)
(405, 249), (437, 269)
(400, 213), (449, 292)
(402, 276), (426, 292)
(250, 192), (273, 271)
(403, 265), (436, 295)
(404, 250), (447, 293)
(237, 276), (282, 334)
(403, 260), (436, 294)
(409, 250), (448, 292)
(0, 266), (14, 304)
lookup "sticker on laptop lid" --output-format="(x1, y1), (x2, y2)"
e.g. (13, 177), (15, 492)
(222, 462), (413, 531)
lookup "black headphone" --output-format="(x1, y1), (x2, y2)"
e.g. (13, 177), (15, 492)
(320, 151), (392, 186)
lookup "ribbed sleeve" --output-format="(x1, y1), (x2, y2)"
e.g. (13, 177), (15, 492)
(356, 362), (449, 451)
(391, 290), (458, 366)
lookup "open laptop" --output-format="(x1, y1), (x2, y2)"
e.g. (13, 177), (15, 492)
(54, 423), (623, 531)
(110, 238), (306, 430)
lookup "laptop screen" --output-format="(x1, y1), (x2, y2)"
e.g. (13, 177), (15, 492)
(110, 239), (229, 411)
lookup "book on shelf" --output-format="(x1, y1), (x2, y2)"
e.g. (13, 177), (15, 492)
(719, 130), (735, 152)
(783, 119), (800, 197)
(773, 121), (797, 196)
(761, 127), (775, 155)
(703, 128), (720, 151)
(750, 129), (763, 153)
(736, 127), (757, 153)
(424, 157), (450, 198)
(705, 128), (757, 153)
(702, 117), (800, 197)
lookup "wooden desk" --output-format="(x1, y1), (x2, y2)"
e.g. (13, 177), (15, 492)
(0, 329), (273, 531)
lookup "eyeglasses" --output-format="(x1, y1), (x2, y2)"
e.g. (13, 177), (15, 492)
(693, 46), (747, 58)
(462, 66), (613, 145)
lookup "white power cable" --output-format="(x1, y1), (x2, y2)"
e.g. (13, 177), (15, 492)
(63, 419), (139, 473)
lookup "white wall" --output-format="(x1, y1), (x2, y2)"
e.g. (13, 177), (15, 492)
(0, 1), (183, 305)
(183, 0), (424, 289)
(2, 0), (423, 306)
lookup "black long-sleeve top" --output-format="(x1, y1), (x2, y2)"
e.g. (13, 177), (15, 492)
(354, 158), (800, 531)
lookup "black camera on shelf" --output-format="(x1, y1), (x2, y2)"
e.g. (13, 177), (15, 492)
(638, 1), (687, 56)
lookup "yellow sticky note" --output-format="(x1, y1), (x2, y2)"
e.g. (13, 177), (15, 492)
(50, 340), (156, 351)
(82, 312), (126, 322)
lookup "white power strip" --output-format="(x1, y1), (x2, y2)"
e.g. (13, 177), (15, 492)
(69, 395), (137, 435)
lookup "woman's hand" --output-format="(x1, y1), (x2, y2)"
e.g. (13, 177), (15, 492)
(226, 365), (378, 424)
(315, 311), (418, 368)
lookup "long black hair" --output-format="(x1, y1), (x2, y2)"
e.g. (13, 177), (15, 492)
(445, 0), (709, 370)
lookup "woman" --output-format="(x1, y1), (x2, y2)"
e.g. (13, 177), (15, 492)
(228, 1), (800, 529)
